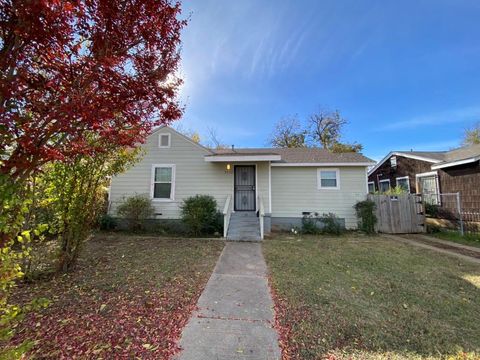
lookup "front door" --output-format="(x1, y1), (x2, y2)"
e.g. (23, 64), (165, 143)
(234, 165), (256, 211)
(419, 175), (439, 205)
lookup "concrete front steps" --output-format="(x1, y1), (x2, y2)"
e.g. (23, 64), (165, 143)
(227, 211), (261, 241)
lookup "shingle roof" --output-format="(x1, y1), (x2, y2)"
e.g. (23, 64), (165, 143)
(369, 144), (480, 175)
(210, 147), (374, 164)
(442, 144), (480, 162)
(395, 151), (448, 161)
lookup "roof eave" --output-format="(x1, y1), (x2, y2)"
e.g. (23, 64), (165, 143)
(431, 156), (480, 170)
(272, 162), (376, 167)
(204, 154), (282, 162)
(368, 151), (444, 176)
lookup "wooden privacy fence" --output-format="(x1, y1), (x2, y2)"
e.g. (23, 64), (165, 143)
(368, 194), (425, 234)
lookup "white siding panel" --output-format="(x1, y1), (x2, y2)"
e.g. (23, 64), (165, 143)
(109, 127), (271, 218)
(271, 166), (368, 229)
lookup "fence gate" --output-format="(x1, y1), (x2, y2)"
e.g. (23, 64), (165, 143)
(368, 194), (425, 234)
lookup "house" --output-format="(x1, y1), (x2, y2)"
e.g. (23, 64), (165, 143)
(109, 126), (375, 240)
(368, 144), (480, 215)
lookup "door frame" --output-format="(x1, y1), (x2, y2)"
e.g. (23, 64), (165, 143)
(233, 164), (257, 211)
(416, 171), (441, 205)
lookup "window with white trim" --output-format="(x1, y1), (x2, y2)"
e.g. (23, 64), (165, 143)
(152, 165), (175, 200)
(396, 176), (410, 192)
(318, 169), (340, 189)
(159, 133), (171, 148)
(379, 179), (390, 193)
(368, 181), (375, 193)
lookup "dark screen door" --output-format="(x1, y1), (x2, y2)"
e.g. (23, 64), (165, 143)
(234, 166), (256, 211)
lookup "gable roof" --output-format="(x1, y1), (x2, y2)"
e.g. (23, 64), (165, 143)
(209, 147), (375, 165)
(369, 144), (480, 175)
(149, 125), (214, 154)
(367, 150), (447, 175)
(151, 126), (374, 165)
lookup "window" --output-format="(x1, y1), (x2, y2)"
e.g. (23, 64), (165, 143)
(151, 164), (175, 200)
(390, 156), (397, 168)
(379, 179), (390, 193)
(418, 174), (440, 205)
(368, 181), (375, 193)
(318, 169), (340, 189)
(159, 133), (171, 148)
(396, 176), (410, 192)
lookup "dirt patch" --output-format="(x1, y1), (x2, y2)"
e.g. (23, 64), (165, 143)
(403, 235), (480, 260)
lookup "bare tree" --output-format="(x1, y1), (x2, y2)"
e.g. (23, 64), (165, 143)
(269, 116), (307, 148)
(308, 109), (346, 149)
(206, 127), (229, 149)
(173, 124), (201, 143)
(463, 122), (480, 146)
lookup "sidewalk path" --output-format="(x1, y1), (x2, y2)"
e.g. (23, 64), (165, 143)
(175, 242), (281, 360)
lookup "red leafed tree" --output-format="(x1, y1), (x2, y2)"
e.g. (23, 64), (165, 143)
(0, 0), (186, 181)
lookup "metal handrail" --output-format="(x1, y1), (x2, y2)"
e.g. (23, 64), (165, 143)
(223, 195), (233, 238)
(258, 195), (265, 240)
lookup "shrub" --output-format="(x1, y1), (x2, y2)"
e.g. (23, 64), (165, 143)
(301, 212), (343, 235)
(354, 200), (377, 234)
(181, 195), (222, 236)
(374, 186), (407, 195)
(321, 212), (343, 235)
(301, 213), (321, 235)
(117, 194), (154, 231)
(99, 214), (117, 231)
(425, 203), (440, 217)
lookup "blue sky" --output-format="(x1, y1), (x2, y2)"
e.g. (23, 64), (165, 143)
(177, 0), (480, 160)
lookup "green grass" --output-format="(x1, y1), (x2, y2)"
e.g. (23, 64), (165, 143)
(264, 233), (480, 360)
(9, 234), (224, 358)
(429, 230), (480, 248)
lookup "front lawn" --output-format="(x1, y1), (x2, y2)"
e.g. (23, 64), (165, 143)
(9, 234), (224, 359)
(264, 234), (480, 360)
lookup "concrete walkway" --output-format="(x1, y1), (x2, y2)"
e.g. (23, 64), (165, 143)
(175, 242), (281, 360)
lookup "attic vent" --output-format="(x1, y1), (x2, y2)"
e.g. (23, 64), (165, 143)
(390, 156), (397, 168)
(159, 133), (171, 148)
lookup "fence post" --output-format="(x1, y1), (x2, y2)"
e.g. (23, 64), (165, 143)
(456, 192), (464, 236)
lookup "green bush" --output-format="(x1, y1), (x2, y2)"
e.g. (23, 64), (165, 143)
(181, 195), (222, 236)
(301, 213), (321, 235)
(354, 200), (377, 234)
(425, 203), (440, 217)
(116, 194), (154, 231)
(375, 186), (407, 195)
(99, 214), (117, 231)
(321, 212), (343, 235)
(301, 212), (343, 235)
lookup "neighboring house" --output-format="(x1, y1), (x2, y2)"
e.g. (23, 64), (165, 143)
(109, 126), (375, 239)
(368, 145), (480, 213)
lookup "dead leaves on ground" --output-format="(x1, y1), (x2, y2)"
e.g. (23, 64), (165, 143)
(11, 279), (199, 359)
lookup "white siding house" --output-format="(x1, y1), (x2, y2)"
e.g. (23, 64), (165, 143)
(271, 166), (368, 229)
(109, 126), (375, 238)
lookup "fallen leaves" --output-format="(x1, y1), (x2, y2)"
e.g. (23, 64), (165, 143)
(8, 236), (224, 359)
(10, 281), (199, 359)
